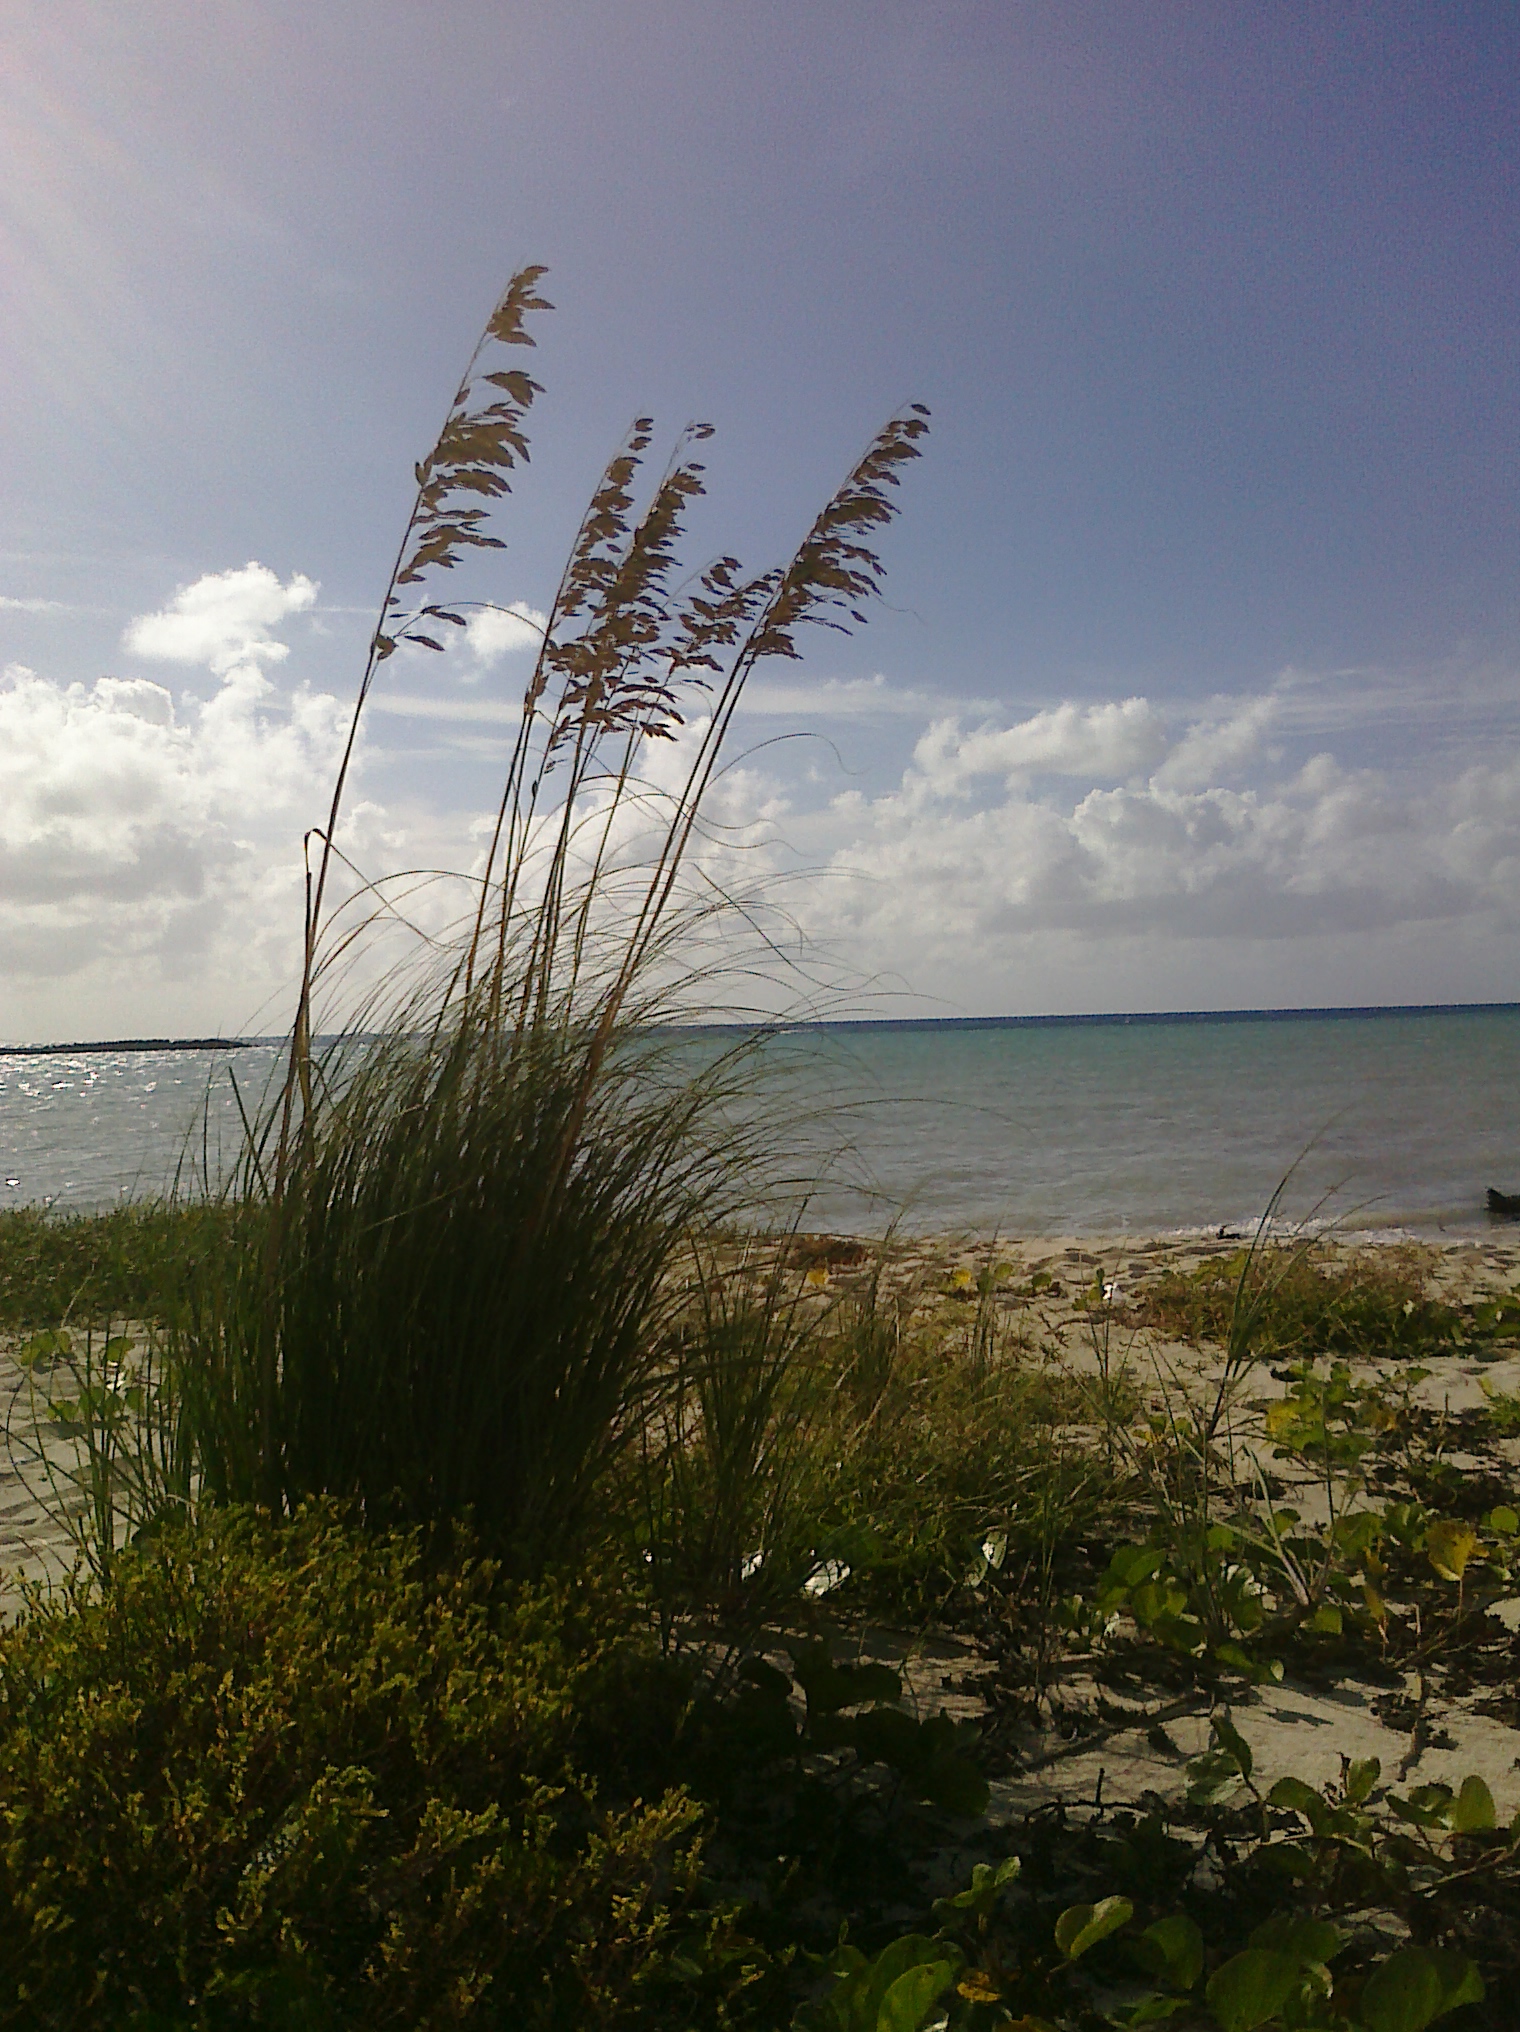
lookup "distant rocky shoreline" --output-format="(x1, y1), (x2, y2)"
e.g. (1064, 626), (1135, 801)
(0, 1038), (263, 1056)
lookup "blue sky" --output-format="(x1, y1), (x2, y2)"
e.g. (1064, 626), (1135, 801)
(2, 1), (1518, 1038)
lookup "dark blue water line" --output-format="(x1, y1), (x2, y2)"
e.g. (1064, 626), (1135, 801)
(7, 1002), (1519, 1054)
(796, 1002), (1520, 1035)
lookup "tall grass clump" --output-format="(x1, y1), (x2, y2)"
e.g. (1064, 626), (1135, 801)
(631, 1243), (832, 1631)
(169, 266), (928, 1568)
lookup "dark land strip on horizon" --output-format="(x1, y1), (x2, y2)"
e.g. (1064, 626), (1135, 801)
(0, 1039), (266, 1056)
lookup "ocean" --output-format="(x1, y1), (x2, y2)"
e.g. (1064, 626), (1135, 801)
(2, 1005), (1518, 1240)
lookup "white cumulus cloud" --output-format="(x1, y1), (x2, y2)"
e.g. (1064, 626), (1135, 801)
(1152, 693), (1278, 790)
(0, 660), (348, 1011)
(0, 564), (364, 1037)
(782, 693), (1520, 1000)
(463, 600), (546, 669)
(6, 585), (1519, 1037)
(122, 562), (318, 676)
(910, 697), (1170, 799)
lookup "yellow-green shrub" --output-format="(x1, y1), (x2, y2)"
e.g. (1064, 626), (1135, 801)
(0, 1505), (747, 2029)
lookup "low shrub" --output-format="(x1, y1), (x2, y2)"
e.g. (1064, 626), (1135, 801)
(1134, 1244), (1461, 1362)
(0, 1504), (764, 2029)
(0, 1204), (233, 1330)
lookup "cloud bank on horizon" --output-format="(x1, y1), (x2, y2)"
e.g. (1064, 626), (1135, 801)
(1, 563), (1515, 1041)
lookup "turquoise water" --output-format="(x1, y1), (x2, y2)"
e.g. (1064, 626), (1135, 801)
(2, 1007), (1518, 1238)
(771, 1008), (1520, 1238)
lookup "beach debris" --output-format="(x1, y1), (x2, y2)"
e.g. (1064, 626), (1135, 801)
(803, 1558), (851, 1597)
(965, 1530), (1008, 1589)
(790, 1234), (868, 1271)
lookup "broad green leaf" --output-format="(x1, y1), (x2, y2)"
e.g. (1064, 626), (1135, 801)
(1232, 1591), (1265, 1633)
(1248, 1914), (1343, 1967)
(1487, 1504), (1519, 1535)
(1151, 1609), (1206, 1654)
(1055, 1894), (1132, 1959)
(1424, 1519), (1478, 1582)
(738, 1656), (792, 1698)
(792, 1642), (901, 1716)
(941, 1864), (986, 1911)
(1213, 1708), (1254, 1780)
(1187, 1749), (1246, 1808)
(1140, 1914), (1204, 1991)
(842, 1937), (958, 2032)
(1267, 1775), (1324, 1824)
(17, 1327), (71, 1369)
(1388, 1782), (1454, 1829)
(1212, 1641), (1257, 1675)
(876, 1960), (956, 2032)
(1344, 1756), (1381, 1805)
(851, 1705), (920, 1769)
(1124, 1996), (1192, 2025)
(725, 1678), (798, 1758)
(1336, 1510), (1383, 1557)
(1107, 1543), (1165, 1588)
(853, 1709), (989, 1817)
(1205, 1948), (1300, 2032)
(1254, 1839), (1314, 1882)
(835, 1661), (903, 1707)
(939, 1854), (1021, 1915)
(1452, 1772), (1496, 1832)
(1359, 1946), (1484, 2032)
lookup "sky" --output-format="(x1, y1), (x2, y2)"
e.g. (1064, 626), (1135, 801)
(2, 0), (1518, 1040)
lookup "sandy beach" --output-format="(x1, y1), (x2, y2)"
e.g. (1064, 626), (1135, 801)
(6, 1226), (1519, 1831)
(719, 1226), (1520, 1829)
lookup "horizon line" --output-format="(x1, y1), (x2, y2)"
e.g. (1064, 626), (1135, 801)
(4, 999), (1519, 1054)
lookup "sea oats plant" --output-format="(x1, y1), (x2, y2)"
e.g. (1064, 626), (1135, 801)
(169, 268), (928, 1564)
